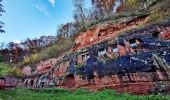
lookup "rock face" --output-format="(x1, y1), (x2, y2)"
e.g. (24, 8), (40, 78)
(0, 76), (23, 88)
(73, 15), (148, 51)
(0, 78), (5, 89)
(22, 66), (32, 76)
(36, 58), (57, 74)
(21, 19), (170, 95)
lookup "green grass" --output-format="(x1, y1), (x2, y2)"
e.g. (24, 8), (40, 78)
(0, 88), (170, 100)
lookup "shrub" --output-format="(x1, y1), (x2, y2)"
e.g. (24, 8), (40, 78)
(0, 63), (22, 76)
(22, 37), (74, 66)
(0, 63), (11, 76)
(23, 54), (39, 65)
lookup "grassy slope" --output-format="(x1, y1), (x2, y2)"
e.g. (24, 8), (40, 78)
(0, 89), (170, 100)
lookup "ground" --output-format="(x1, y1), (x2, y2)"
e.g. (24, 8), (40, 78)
(0, 88), (170, 100)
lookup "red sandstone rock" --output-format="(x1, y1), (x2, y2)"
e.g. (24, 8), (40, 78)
(0, 78), (5, 89)
(60, 71), (170, 94)
(73, 16), (148, 51)
(36, 58), (57, 74)
(54, 61), (69, 77)
(3, 76), (19, 87)
(22, 66), (32, 76)
(160, 32), (170, 40)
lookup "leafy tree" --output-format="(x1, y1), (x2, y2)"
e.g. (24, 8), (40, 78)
(6, 42), (24, 63)
(0, 0), (5, 33)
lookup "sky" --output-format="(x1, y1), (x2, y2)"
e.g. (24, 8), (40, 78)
(0, 0), (91, 43)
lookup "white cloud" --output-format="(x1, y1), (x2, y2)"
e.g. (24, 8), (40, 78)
(13, 40), (21, 43)
(48, 0), (56, 7)
(34, 5), (51, 18)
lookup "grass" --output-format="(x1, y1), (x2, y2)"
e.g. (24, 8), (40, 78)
(0, 88), (170, 100)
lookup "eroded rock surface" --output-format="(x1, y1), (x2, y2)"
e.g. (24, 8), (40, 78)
(3, 17), (170, 95)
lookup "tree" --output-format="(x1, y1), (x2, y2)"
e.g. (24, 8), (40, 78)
(73, 0), (86, 32)
(91, 0), (116, 18)
(56, 23), (75, 39)
(0, 0), (5, 33)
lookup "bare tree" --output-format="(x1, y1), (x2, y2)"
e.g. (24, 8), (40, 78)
(91, 0), (116, 18)
(73, 0), (87, 31)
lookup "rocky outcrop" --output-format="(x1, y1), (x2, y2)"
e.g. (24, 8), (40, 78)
(61, 20), (170, 94)
(0, 77), (5, 89)
(73, 15), (148, 51)
(22, 66), (32, 76)
(0, 76), (23, 88)
(21, 19), (170, 95)
(36, 58), (57, 74)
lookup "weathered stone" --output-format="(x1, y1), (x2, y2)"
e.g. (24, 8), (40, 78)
(22, 66), (32, 76)
(73, 15), (148, 51)
(0, 78), (5, 89)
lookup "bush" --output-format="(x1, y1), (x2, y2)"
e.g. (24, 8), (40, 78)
(23, 37), (74, 66)
(0, 63), (11, 76)
(23, 54), (39, 65)
(0, 63), (22, 76)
